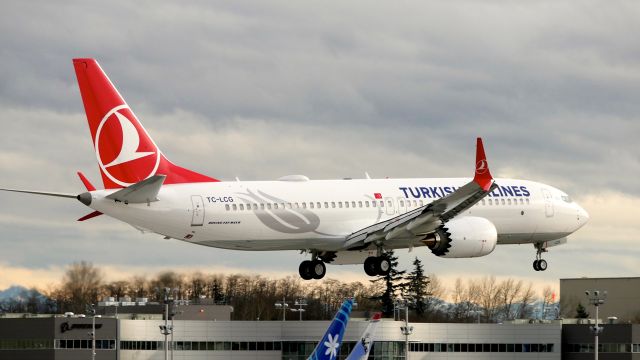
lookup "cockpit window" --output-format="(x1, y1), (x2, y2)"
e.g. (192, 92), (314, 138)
(561, 195), (572, 203)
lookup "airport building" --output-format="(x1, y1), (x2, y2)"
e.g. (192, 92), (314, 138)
(0, 315), (561, 360)
(560, 277), (640, 323)
(2, 276), (640, 359)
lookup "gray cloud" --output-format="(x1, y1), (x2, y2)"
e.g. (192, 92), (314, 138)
(0, 1), (638, 287)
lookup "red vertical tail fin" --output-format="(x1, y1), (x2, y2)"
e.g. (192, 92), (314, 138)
(73, 58), (218, 189)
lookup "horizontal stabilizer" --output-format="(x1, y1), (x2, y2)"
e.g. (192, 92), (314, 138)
(106, 175), (166, 203)
(77, 171), (96, 191)
(78, 211), (103, 221)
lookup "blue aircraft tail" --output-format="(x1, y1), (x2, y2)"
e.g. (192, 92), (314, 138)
(307, 298), (354, 360)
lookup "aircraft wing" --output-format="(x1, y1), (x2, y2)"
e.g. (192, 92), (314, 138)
(343, 138), (496, 250)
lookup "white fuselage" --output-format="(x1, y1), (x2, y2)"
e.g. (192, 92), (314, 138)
(87, 177), (589, 252)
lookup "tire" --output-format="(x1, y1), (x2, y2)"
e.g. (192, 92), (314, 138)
(311, 260), (326, 280)
(364, 257), (377, 277)
(538, 259), (548, 271)
(299, 260), (313, 280)
(533, 260), (540, 271)
(376, 257), (391, 276)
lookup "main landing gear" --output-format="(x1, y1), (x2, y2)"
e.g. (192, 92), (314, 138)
(364, 256), (391, 277)
(533, 242), (548, 272)
(299, 255), (326, 280)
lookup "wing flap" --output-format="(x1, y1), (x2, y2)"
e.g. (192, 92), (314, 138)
(106, 175), (166, 203)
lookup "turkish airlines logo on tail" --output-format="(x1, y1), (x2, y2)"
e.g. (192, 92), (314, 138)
(475, 159), (488, 175)
(95, 105), (160, 186)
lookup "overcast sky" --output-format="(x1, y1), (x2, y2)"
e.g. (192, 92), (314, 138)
(0, 1), (638, 296)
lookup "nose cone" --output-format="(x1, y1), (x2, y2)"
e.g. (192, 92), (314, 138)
(576, 204), (590, 229)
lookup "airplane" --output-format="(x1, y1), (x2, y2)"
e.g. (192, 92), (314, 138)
(0, 58), (590, 280)
(307, 298), (353, 360)
(345, 312), (381, 360)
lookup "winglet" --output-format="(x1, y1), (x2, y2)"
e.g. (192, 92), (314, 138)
(473, 137), (494, 191)
(77, 171), (96, 191)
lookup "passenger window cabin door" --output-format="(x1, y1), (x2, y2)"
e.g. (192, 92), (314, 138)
(384, 197), (395, 215)
(191, 195), (205, 226)
(397, 197), (407, 214)
(541, 189), (554, 217)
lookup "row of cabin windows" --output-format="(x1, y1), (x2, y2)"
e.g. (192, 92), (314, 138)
(226, 200), (389, 212)
(481, 198), (529, 206)
(225, 197), (530, 211)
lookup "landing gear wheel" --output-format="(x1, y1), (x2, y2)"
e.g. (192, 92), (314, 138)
(311, 260), (326, 279)
(533, 242), (548, 272)
(375, 257), (391, 276)
(299, 260), (313, 280)
(364, 257), (378, 277)
(537, 259), (547, 271)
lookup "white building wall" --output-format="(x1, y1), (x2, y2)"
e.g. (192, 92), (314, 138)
(118, 319), (561, 360)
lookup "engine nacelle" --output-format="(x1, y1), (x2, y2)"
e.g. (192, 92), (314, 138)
(423, 216), (497, 258)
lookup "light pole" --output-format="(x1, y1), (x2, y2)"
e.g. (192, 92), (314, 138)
(275, 296), (289, 321)
(159, 288), (174, 360)
(87, 304), (96, 360)
(395, 299), (413, 359)
(290, 299), (307, 321)
(585, 290), (607, 360)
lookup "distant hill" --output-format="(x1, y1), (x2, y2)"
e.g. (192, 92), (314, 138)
(0, 285), (52, 313)
(0, 285), (31, 301)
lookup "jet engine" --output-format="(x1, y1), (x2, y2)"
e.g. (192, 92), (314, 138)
(422, 216), (497, 258)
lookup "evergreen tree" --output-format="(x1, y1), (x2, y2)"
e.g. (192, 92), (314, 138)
(370, 250), (406, 317)
(575, 303), (589, 319)
(404, 257), (431, 316)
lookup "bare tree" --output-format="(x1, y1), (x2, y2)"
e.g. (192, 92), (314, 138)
(517, 282), (536, 319)
(59, 261), (103, 313)
(540, 286), (556, 319)
(497, 278), (523, 320)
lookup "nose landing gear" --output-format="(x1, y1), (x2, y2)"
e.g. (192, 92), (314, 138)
(533, 242), (548, 271)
